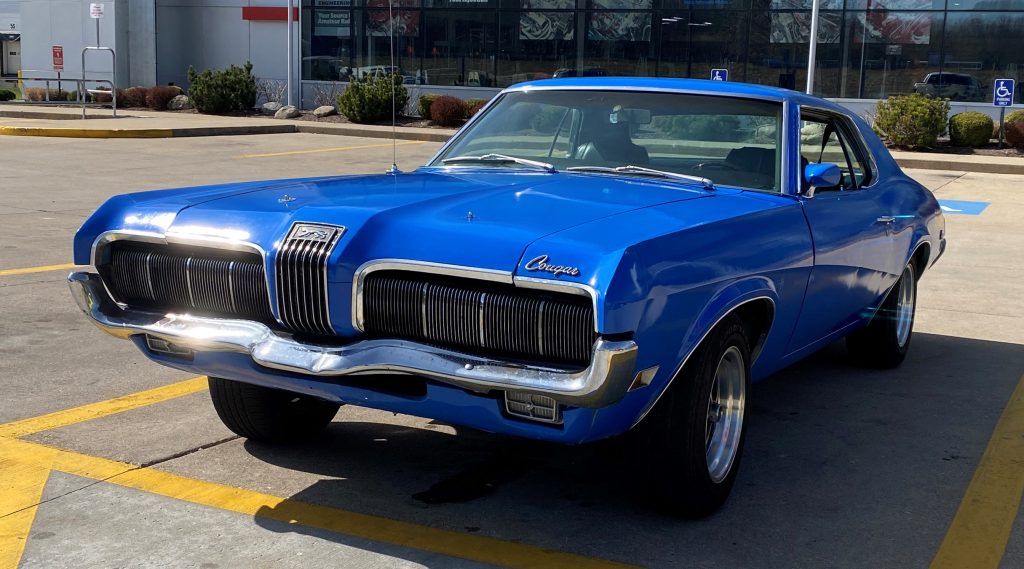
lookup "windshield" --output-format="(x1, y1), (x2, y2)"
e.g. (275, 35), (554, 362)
(431, 90), (783, 192)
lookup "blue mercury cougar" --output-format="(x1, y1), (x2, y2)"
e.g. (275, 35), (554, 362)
(69, 78), (945, 517)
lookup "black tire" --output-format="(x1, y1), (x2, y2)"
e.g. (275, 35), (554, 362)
(846, 262), (917, 369)
(208, 376), (340, 443)
(636, 314), (752, 518)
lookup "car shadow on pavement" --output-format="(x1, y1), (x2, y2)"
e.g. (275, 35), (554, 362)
(247, 332), (1024, 568)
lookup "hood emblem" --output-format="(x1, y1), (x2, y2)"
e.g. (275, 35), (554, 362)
(524, 255), (581, 278)
(288, 223), (344, 243)
(278, 194), (296, 204)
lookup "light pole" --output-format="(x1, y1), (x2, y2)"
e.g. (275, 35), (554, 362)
(805, 0), (821, 94)
(287, 0), (294, 107)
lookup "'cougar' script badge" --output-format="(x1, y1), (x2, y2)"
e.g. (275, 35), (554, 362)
(288, 223), (344, 243)
(524, 255), (581, 278)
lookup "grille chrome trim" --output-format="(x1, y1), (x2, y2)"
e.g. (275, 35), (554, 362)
(361, 270), (596, 365)
(102, 241), (274, 323)
(274, 222), (345, 337)
(352, 259), (514, 333)
(71, 270), (639, 408)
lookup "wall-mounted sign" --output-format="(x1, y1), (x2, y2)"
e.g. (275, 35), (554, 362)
(52, 45), (64, 71)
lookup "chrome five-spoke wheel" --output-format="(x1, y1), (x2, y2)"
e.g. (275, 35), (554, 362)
(706, 345), (746, 483)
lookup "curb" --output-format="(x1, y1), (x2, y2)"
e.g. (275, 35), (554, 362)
(0, 124), (296, 138)
(894, 156), (1024, 176)
(294, 123), (453, 142)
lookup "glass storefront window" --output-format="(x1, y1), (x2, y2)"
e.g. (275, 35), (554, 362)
(840, 9), (942, 99)
(497, 4), (577, 87)
(657, 11), (748, 79)
(422, 11), (497, 86)
(940, 11), (1024, 102)
(299, 0), (1024, 105)
(303, 0), (355, 81)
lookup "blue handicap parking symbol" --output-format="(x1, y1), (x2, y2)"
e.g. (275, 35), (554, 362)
(710, 69), (728, 81)
(938, 199), (989, 215)
(993, 79), (1015, 107)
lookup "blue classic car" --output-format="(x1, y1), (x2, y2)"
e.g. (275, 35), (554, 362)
(69, 78), (945, 517)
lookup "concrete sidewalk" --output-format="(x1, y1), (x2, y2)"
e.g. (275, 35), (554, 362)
(0, 104), (453, 142)
(2, 103), (1021, 173)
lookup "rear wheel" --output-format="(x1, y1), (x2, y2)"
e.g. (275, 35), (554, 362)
(208, 377), (340, 443)
(638, 314), (751, 518)
(847, 262), (917, 369)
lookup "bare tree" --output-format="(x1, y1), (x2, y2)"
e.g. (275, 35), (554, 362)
(311, 82), (341, 108)
(256, 79), (287, 104)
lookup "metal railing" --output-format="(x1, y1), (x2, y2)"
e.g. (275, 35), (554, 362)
(5, 73), (117, 118)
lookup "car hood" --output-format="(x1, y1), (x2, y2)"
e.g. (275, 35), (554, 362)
(145, 169), (710, 278)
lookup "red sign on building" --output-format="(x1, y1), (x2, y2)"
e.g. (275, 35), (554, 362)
(52, 45), (64, 72)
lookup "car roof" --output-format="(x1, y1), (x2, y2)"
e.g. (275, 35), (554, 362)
(504, 77), (850, 112)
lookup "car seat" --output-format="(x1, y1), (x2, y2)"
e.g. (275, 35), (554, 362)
(574, 121), (649, 166)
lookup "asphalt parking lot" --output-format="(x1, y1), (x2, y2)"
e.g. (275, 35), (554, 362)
(1, 133), (1022, 569)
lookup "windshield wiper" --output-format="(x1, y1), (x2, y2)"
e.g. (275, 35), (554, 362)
(441, 154), (556, 173)
(566, 165), (714, 190)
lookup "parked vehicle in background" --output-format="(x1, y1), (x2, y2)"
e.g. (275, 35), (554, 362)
(913, 72), (984, 101)
(69, 78), (945, 518)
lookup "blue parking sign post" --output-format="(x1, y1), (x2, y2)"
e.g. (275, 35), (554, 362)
(711, 69), (728, 81)
(993, 78), (1015, 148)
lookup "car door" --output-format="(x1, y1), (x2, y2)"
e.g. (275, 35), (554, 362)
(786, 110), (901, 353)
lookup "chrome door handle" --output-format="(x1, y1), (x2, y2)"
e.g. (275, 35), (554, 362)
(876, 216), (895, 224)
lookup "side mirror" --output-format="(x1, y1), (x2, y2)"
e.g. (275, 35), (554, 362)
(802, 163), (842, 197)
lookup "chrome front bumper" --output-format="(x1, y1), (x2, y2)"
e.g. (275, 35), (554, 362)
(69, 272), (638, 407)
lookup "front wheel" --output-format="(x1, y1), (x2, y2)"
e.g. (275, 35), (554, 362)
(637, 314), (751, 518)
(208, 377), (340, 443)
(847, 262), (917, 369)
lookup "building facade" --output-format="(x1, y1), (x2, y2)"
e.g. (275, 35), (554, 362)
(2, 0), (1022, 111)
(301, 0), (1024, 105)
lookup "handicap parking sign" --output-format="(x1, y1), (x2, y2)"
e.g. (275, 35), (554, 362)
(993, 79), (1015, 106)
(711, 69), (728, 81)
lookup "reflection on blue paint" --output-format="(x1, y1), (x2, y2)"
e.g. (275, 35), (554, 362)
(938, 200), (989, 215)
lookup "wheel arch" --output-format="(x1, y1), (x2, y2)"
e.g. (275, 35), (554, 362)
(630, 284), (777, 429)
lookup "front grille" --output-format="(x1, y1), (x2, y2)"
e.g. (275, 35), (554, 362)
(362, 271), (595, 365)
(274, 223), (344, 336)
(102, 241), (273, 322)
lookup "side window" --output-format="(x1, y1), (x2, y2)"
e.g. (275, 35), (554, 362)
(799, 115), (871, 192)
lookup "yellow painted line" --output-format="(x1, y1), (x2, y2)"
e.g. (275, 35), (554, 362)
(0, 376), (208, 438)
(930, 372), (1024, 569)
(0, 263), (83, 278)
(0, 435), (635, 569)
(0, 441), (57, 568)
(0, 126), (173, 138)
(238, 139), (426, 159)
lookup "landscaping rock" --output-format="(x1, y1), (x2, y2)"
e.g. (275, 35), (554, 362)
(274, 105), (301, 119)
(167, 94), (192, 110)
(261, 101), (283, 115)
(313, 105), (337, 118)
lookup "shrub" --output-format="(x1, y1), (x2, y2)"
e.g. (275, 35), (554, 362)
(120, 86), (148, 107)
(0, 89), (15, 101)
(465, 98), (488, 118)
(948, 112), (993, 147)
(1005, 109), (1024, 124)
(256, 78), (286, 104)
(336, 74), (409, 124)
(873, 93), (950, 148)
(146, 85), (182, 110)
(1005, 120), (1024, 147)
(25, 87), (68, 101)
(187, 62), (257, 114)
(417, 93), (440, 120)
(430, 95), (467, 127)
